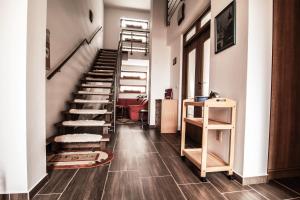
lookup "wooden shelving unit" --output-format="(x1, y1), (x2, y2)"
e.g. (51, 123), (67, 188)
(181, 98), (236, 181)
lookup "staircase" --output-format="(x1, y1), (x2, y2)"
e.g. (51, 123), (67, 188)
(52, 49), (119, 150)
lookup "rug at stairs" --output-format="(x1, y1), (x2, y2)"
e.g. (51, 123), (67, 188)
(47, 150), (113, 170)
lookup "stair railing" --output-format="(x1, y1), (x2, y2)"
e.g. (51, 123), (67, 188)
(47, 26), (103, 80)
(113, 41), (123, 132)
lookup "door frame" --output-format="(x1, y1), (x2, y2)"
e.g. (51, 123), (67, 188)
(181, 7), (211, 102)
(179, 6), (211, 142)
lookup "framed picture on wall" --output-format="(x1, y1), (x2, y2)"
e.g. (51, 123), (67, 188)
(215, 1), (236, 54)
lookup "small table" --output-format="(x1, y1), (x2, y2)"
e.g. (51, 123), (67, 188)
(139, 109), (148, 129)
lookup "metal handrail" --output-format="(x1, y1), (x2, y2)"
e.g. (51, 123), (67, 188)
(47, 26), (103, 80)
(113, 41), (123, 132)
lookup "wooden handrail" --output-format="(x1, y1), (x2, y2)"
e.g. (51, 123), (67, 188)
(47, 26), (103, 80)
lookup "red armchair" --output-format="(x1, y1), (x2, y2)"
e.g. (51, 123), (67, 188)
(128, 99), (148, 121)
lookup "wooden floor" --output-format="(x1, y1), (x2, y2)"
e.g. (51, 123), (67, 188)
(33, 125), (300, 200)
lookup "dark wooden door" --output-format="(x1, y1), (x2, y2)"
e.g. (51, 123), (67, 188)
(195, 29), (210, 97)
(268, 0), (300, 179)
(182, 26), (210, 145)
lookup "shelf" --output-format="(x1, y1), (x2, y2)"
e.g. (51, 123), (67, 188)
(184, 98), (236, 108)
(184, 118), (233, 130)
(182, 148), (229, 172)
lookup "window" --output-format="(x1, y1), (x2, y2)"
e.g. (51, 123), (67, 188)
(120, 18), (150, 55)
(200, 11), (211, 28)
(120, 86), (146, 94)
(121, 72), (147, 80)
(120, 18), (149, 30)
(119, 59), (149, 99)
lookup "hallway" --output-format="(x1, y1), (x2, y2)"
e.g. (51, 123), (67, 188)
(33, 125), (300, 200)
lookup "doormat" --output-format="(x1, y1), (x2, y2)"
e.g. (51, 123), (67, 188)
(47, 150), (113, 170)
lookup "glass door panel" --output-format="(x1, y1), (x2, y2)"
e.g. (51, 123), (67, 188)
(201, 38), (211, 96)
(187, 48), (196, 117)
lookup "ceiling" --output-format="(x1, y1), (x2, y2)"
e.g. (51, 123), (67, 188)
(104, 0), (151, 11)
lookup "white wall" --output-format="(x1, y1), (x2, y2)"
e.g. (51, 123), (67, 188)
(104, 6), (150, 49)
(149, 0), (171, 125)
(26, 0), (48, 191)
(167, 0), (210, 45)
(46, 0), (104, 138)
(0, 0), (29, 194)
(0, 0), (47, 194)
(209, 0), (249, 177)
(165, 0), (273, 179)
(209, 0), (272, 178)
(243, 0), (273, 178)
(167, 0), (210, 130)
(170, 37), (182, 100)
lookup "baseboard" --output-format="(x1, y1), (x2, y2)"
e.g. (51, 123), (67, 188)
(149, 125), (156, 129)
(268, 167), (300, 180)
(10, 193), (29, 200)
(2, 174), (49, 200)
(234, 173), (268, 185)
(29, 174), (49, 198)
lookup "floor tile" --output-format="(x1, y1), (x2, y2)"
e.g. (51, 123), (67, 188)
(162, 134), (181, 145)
(10, 194), (28, 200)
(153, 142), (179, 157)
(59, 166), (108, 200)
(102, 171), (143, 200)
(162, 156), (200, 184)
(106, 131), (118, 151)
(250, 181), (300, 200)
(115, 134), (156, 154)
(174, 144), (194, 154)
(180, 183), (225, 200)
(137, 153), (170, 177)
(109, 150), (138, 171)
(39, 169), (77, 194)
(208, 173), (251, 193)
(224, 190), (267, 200)
(32, 194), (60, 200)
(276, 177), (300, 193)
(141, 176), (185, 200)
(0, 194), (9, 200)
(145, 129), (165, 142)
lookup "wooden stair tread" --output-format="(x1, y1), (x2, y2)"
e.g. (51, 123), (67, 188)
(61, 120), (111, 127)
(73, 99), (111, 103)
(54, 134), (103, 143)
(85, 72), (114, 76)
(74, 91), (113, 96)
(93, 66), (116, 69)
(82, 78), (114, 82)
(79, 84), (113, 89)
(92, 69), (114, 73)
(85, 77), (114, 80)
(64, 109), (112, 115)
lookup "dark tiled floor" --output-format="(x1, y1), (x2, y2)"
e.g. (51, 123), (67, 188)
(34, 125), (300, 200)
(33, 194), (60, 200)
(250, 181), (300, 200)
(180, 183), (225, 200)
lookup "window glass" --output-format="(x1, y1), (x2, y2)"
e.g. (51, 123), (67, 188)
(200, 11), (211, 27)
(186, 26), (196, 42)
